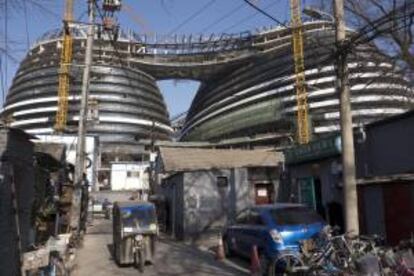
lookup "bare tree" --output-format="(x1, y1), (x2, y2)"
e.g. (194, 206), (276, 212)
(314, 0), (413, 81)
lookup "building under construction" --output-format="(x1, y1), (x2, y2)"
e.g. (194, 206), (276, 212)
(2, 21), (413, 157)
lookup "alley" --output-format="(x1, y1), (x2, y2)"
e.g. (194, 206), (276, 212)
(72, 219), (248, 276)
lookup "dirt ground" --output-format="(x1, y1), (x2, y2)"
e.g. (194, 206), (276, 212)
(72, 218), (248, 276)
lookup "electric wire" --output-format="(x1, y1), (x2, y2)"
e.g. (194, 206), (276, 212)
(94, 0), (165, 133)
(27, 0), (60, 20)
(232, 2), (412, 103)
(222, 1), (279, 33)
(241, 0), (289, 28)
(94, 1), (127, 68)
(200, 2), (246, 33)
(77, 10), (88, 22)
(241, 0), (413, 61)
(237, 0), (328, 51)
(4, 0), (8, 102)
(167, 0), (216, 35)
(348, 2), (414, 48)
(22, 0), (31, 50)
(85, 1), (412, 84)
(0, 57), (5, 104)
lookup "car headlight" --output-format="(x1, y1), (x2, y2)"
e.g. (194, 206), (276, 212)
(123, 227), (134, 233)
(149, 223), (157, 231)
(270, 229), (283, 243)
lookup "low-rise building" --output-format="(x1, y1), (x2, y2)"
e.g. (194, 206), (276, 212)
(155, 147), (284, 241)
(284, 110), (414, 245)
(0, 127), (35, 276)
(110, 162), (150, 191)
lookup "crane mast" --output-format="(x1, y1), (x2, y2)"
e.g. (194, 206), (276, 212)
(55, 0), (74, 132)
(290, 0), (310, 144)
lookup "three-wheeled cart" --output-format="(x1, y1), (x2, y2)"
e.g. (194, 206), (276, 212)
(112, 201), (157, 269)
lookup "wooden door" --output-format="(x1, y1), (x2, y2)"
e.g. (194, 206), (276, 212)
(255, 183), (273, 205)
(383, 183), (414, 245)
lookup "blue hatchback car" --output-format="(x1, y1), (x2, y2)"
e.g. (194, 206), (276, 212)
(223, 204), (325, 262)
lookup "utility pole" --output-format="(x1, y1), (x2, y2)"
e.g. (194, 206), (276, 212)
(334, 0), (359, 234)
(70, 0), (96, 232)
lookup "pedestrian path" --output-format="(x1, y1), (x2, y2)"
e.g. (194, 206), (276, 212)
(72, 219), (247, 276)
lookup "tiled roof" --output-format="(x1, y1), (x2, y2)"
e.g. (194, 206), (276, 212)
(158, 147), (284, 173)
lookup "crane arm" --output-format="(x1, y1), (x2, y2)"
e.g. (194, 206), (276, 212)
(290, 0), (310, 144)
(55, 0), (74, 132)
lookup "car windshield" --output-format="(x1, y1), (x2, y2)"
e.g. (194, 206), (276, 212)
(270, 207), (323, 226)
(121, 207), (156, 228)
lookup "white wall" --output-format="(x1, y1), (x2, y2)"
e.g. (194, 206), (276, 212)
(110, 162), (149, 191)
(35, 135), (97, 186)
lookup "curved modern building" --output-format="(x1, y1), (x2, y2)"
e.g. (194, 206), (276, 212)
(180, 23), (414, 147)
(2, 27), (172, 158)
(4, 65), (171, 141)
(2, 21), (413, 152)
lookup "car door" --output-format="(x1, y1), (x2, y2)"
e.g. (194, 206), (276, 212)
(230, 209), (250, 256)
(243, 210), (269, 257)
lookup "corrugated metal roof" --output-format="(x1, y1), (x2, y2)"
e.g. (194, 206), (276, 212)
(158, 147), (284, 173)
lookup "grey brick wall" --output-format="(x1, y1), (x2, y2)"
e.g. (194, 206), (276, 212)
(0, 129), (34, 276)
(182, 168), (254, 241)
(160, 167), (280, 242)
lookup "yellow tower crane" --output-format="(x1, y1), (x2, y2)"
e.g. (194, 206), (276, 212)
(290, 0), (310, 144)
(54, 0), (74, 132)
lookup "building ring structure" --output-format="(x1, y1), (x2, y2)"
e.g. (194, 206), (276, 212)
(2, 20), (413, 152)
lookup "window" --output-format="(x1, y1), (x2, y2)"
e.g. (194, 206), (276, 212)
(127, 171), (140, 178)
(248, 211), (264, 225)
(122, 207), (156, 228)
(236, 209), (264, 225)
(217, 176), (228, 188)
(270, 207), (324, 225)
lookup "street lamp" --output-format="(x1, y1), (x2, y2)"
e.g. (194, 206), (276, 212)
(303, 7), (335, 22)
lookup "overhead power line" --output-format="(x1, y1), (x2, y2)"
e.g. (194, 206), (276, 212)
(23, 0), (31, 50)
(4, 0), (8, 97)
(201, 2), (245, 33)
(168, 0), (216, 35)
(223, 1), (278, 32)
(0, 57), (5, 103)
(27, 0), (60, 19)
(241, 0), (413, 58)
(241, 0), (289, 28)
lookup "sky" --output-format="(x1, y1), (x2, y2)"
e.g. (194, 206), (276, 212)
(0, 0), (318, 118)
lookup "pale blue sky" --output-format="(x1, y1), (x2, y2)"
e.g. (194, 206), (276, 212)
(0, 0), (316, 117)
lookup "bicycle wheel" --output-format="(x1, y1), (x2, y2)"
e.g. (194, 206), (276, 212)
(270, 253), (304, 276)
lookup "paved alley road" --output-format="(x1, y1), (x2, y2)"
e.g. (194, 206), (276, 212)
(72, 219), (248, 276)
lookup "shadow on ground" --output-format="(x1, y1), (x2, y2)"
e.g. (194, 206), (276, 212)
(151, 237), (245, 276)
